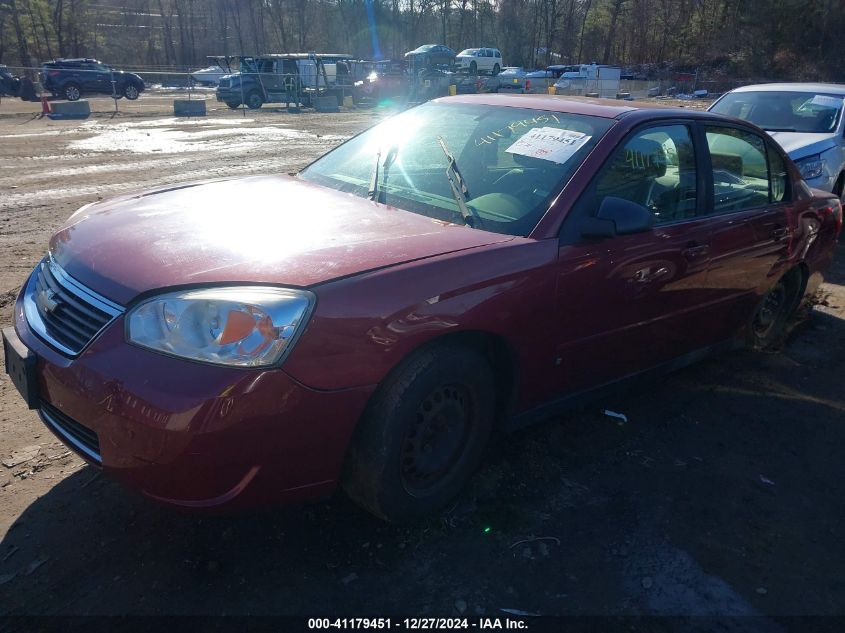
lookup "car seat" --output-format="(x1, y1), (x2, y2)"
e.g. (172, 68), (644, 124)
(596, 137), (667, 211)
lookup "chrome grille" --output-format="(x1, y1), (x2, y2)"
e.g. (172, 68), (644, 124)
(40, 401), (101, 464)
(23, 257), (124, 356)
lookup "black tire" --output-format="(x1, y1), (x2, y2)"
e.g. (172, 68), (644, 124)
(343, 344), (495, 523)
(469, 61), (478, 75)
(123, 84), (140, 100)
(245, 91), (263, 109)
(225, 101), (241, 110)
(747, 268), (803, 350)
(836, 172), (845, 204)
(63, 82), (81, 101)
(492, 63), (500, 76)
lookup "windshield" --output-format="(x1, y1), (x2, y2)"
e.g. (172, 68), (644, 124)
(299, 103), (613, 236)
(458, 49), (479, 56)
(710, 91), (844, 133)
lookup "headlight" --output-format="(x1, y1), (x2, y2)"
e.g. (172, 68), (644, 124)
(796, 154), (825, 180)
(126, 286), (314, 367)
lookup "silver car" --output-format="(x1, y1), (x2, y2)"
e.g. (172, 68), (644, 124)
(496, 67), (527, 93)
(709, 83), (845, 201)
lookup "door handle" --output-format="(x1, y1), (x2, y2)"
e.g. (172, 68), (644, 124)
(682, 242), (709, 260)
(771, 226), (791, 241)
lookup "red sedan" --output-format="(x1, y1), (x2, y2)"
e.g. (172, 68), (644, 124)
(3, 95), (841, 522)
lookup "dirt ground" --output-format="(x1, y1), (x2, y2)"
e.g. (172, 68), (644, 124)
(0, 90), (843, 626)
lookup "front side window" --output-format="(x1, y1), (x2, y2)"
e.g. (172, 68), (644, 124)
(710, 91), (844, 133)
(591, 124), (698, 225)
(705, 126), (771, 213)
(299, 103), (613, 236)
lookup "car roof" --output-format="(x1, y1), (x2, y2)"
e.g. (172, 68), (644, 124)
(47, 58), (99, 63)
(436, 94), (735, 122)
(728, 82), (845, 95)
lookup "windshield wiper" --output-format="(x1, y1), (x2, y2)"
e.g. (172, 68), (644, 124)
(437, 136), (478, 227)
(368, 146), (398, 203)
(764, 127), (797, 132)
(368, 148), (382, 201)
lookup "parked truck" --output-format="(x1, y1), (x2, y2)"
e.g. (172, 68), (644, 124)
(215, 53), (353, 109)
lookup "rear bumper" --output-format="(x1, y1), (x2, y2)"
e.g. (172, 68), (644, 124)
(10, 290), (375, 510)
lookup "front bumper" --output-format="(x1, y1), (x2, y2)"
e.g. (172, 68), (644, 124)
(215, 87), (240, 102)
(8, 288), (374, 510)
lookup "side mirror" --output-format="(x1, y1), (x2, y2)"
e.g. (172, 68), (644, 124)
(581, 196), (654, 238)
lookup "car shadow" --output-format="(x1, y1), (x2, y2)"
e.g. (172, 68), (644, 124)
(2, 305), (845, 619)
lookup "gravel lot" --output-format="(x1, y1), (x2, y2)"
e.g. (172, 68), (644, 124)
(0, 90), (843, 625)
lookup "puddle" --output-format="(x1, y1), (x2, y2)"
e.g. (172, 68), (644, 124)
(79, 117), (255, 129)
(69, 121), (347, 154)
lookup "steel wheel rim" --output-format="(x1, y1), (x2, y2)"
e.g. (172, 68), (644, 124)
(753, 281), (787, 338)
(400, 383), (473, 496)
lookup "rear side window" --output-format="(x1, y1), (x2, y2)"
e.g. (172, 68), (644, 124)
(705, 126), (771, 213)
(592, 124), (698, 225)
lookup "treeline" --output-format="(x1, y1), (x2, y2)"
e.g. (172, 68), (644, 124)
(0, 0), (842, 81)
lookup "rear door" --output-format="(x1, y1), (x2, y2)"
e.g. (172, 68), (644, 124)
(80, 62), (109, 93)
(553, 122), (716, 394)
(700, 124), (794, 338)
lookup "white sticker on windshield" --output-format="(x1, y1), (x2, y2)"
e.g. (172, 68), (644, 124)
(505, 127), (591, 164)
(811, 95), (844, 109)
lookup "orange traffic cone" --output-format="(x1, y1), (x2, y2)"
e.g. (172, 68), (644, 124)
(40, 95), (51, 116)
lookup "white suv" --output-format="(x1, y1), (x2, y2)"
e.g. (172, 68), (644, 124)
(455, 48), (502, 76)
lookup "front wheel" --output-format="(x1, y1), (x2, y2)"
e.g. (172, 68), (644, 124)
(747, 268), (803, 350)
(492, 64), (500, 76)
(469, 61), (477, 75)
(123, 84), (140, 100)
(245, 91), (263, 109)
(343, 344), (495, 523)
(225, 101), (241, 110)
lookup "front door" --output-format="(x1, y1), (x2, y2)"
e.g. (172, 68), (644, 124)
(553, 122), (715, 394)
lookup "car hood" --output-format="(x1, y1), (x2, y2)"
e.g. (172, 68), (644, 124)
(49, 175), (512, 306)
(765, 131), (839, 161)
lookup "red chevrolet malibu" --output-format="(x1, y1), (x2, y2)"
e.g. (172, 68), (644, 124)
(3, 95), (841, 521)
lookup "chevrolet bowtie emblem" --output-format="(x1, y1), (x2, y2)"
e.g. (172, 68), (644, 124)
(36, 286), (60, 314)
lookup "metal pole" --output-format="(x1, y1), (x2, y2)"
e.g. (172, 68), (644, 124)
(110, 68), (119, 117)
(240, 67), (245, 117)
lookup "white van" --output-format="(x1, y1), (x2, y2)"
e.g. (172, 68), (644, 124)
(455, 48), (503, 75)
